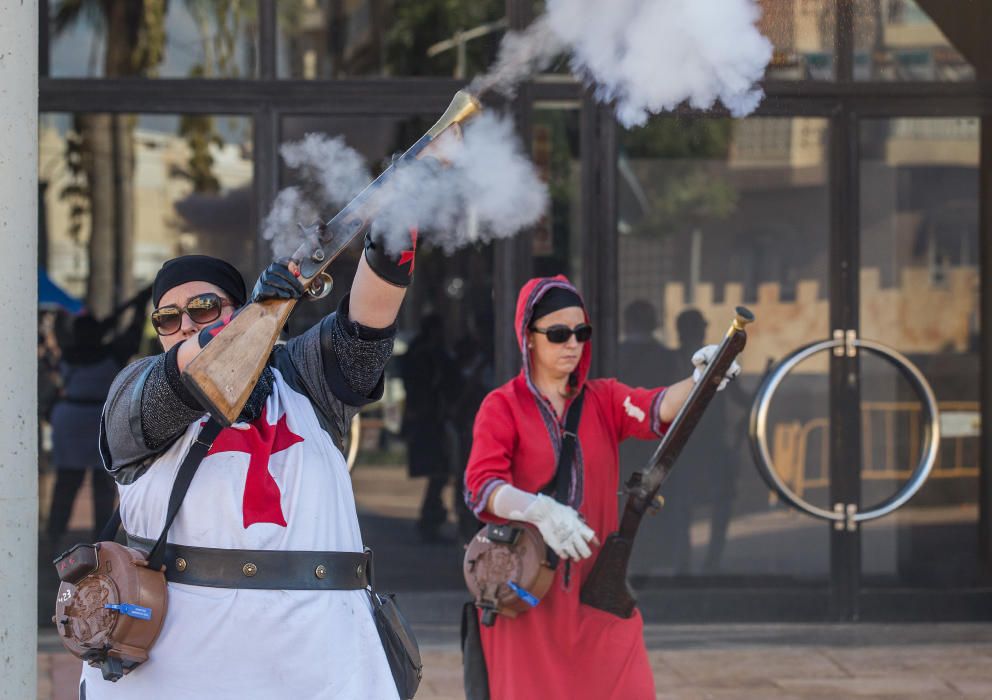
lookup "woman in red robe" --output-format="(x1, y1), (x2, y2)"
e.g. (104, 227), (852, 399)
(463, 275), (739, 700)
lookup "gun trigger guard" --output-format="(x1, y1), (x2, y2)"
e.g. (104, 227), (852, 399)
(306, 272), (334, 300)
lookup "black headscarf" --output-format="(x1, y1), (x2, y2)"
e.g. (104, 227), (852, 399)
(531, 286), (584, 322)
(152, 255), (247, 307)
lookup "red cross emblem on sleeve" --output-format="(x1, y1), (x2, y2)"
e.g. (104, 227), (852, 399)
(398, 227), (418, 276)
(206, 406), (304, 528)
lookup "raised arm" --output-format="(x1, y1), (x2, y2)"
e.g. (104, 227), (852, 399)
(658, 344), (743, 424)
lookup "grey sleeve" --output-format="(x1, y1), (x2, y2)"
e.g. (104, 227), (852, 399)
(100, 348), (205, 484)
(278, 295), (394, 445)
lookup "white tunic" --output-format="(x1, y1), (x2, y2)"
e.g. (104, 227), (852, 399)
(81, 369), (399, 700)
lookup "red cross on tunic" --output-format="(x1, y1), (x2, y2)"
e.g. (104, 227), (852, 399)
(398, 228), (418, 277)
(206, 406), (304, 528)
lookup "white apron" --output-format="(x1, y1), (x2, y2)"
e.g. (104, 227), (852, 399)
(81, 369), (399, 700)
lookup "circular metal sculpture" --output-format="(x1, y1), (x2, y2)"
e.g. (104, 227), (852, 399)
(749, 337), (940, 523)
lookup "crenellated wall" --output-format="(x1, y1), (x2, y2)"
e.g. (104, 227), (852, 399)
(645, 265), (978, 374)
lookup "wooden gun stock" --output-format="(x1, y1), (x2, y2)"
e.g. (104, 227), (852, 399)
(579, 533), (637, 618)
(580, 307), (754, 617)
(181, 298), (297, 425)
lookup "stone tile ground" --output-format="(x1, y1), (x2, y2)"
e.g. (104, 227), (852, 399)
(38, 624), (992, 699)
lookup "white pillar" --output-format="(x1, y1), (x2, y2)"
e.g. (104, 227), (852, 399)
(0, 3), (39, 700)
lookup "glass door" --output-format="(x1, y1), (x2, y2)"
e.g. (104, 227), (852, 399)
(857, 117), (983, 596)
(616, 115), (834, 594)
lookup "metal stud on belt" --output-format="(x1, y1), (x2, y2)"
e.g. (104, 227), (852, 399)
(242, 562), (257, 577)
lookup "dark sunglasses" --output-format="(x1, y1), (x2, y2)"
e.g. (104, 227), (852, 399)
(151, 293), (231, 336)
(530, 323), (593, 344)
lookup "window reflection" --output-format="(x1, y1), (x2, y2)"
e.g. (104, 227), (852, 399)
(853, 0), (975, 81)
(859, 117), (981, 586)
(618, 116), (831, 580)
(278, 0), (505, 79)
(39, 113), (255, 319)
(532, 104), (581, 282)
(758, 0), (836, 80)
(48, 0), (258, 79)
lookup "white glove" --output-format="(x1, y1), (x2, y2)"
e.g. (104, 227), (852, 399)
(691, 344), (741, 392)
(492, 487), (596, 561)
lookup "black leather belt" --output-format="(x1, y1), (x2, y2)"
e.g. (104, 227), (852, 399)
(127, 534), (371, 591)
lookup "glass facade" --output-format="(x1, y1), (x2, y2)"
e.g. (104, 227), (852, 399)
(36, 0), (992, 621)
(859, 117), (981, 587)
(618, 116), (832, 581)
(278, 0), (505, 78)
(47, 0), (259, 78)
(759, 0), (837, 80)
(852, 0), (975, 81)
(39, 112), (254, 315)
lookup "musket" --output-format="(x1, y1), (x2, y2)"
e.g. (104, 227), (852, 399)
(181, 91), (482, 425)
(579, 307), (755, 618)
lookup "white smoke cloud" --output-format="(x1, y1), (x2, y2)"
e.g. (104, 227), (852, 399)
(469, 15), (565, 101)
(262, 113), (548, 259)
(262, 134), (372, 258)
(474, 0), (773, 126)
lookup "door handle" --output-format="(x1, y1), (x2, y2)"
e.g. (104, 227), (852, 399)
(748, 337), (940, 523)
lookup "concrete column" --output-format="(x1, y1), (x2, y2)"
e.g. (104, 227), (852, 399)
(0, 3), (39, 700)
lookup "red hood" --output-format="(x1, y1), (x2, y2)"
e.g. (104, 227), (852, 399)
(514, 275), (592, 394)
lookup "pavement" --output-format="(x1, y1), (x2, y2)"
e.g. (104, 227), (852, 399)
(37, 623), (992, 699)
(33, 467), (992, 698)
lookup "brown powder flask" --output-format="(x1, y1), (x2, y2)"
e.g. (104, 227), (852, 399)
(463, 522), (554, 626)
(53, 542), (169, 681)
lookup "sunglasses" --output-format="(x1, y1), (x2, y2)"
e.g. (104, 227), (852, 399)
(530, 323), (593, 344)
(151, 293), (232, 336)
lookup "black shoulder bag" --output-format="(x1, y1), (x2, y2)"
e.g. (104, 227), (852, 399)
(366, 548), (423, 699)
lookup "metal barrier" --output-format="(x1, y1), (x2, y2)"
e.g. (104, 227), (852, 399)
(749, 337), (941, 523)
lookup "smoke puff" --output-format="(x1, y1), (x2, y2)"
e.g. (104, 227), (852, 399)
(374, 112), (549, 255)
(469, 16), (565, 100)
(548, 0), (772, 125)
(473, 0), (772, 124)
(262, 114), (548, 258)
(262, 134), (372, 258)
(261, 188), (319, 258)
(280, 134), (370, 206)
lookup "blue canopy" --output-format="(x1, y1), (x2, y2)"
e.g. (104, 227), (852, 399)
(39, 268), (84, 314)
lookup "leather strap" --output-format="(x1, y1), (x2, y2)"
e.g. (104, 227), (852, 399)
(147, 419), (223, 571)
(128, 534), (371, 591)
(96, 419), (223, 552)
(542, 388), (586, 505)
(539, 389), (585, 575)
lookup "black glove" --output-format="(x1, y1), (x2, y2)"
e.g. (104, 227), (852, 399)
(363, 226), (418, 287)
(195, 315), (231, 349)
(250, 259), (305, 303)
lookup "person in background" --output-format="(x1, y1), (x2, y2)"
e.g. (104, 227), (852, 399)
(463, 276), (740, 699)
(401, 313), (456, 543)
(46, 286), (152, 545)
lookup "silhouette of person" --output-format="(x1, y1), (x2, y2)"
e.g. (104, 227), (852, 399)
(669, 309), (738, 574)
(47, 286), (152, 545)
(400, 313), (455, 542)
(617, 300), (680, 388)
(450, 305), (495, 544)
(617, 300), (686, 577)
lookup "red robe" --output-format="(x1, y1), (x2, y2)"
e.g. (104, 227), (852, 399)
(464, 276), (668, 700)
